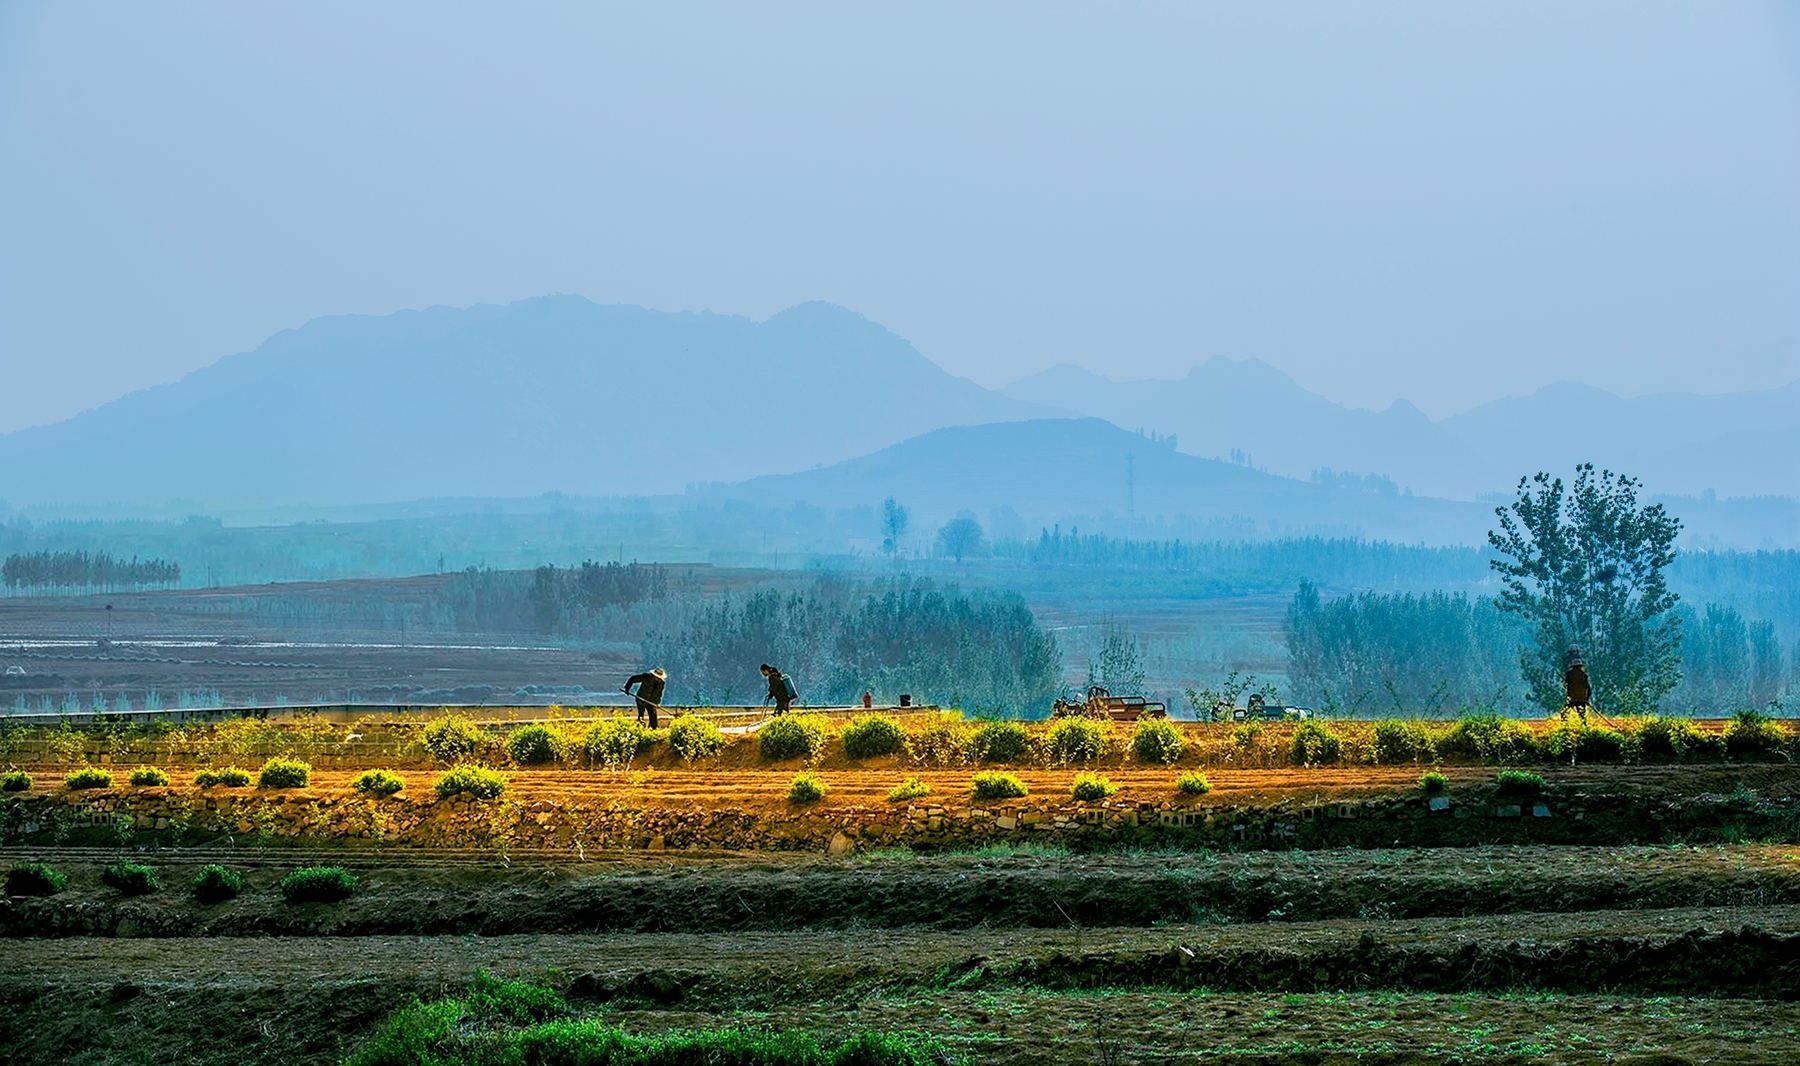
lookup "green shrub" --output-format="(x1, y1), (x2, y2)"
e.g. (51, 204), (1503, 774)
(1070, 773), (1117, 801)
(905, 713), (972, 767)
(1495, 769), (1547, 799)
(128, 765), (170, 787)
(195, 766), (253, 788)
(435, 763), (507, 800)
(257, 757), (311, 789)
(970, 719), (1031, 763)
(1688, 731), (1729, 761)
(886, 776), (930, 802)
(1045, 717), (1110, 764)
(0, 770), (29, 792)
(787, 772), (827, 804)
(421, 714), (485, 764)
(666, 715), (725, 762)
(1372, 720), (1433, 764)
(1418, 770), (1449, 796)
(1291, 721), (1342, 765)
(1725, 709), (1788, 756)
(101, 860), (158, 896)
(192, 864), (243, 903)
(1175, 771), (1211, 795)
(463, 971), (568, 1027)
(1130, 719), (1185, 765)
(582, 719), (655, 769)
(280, 865), (356, 903)
(841, 715), (906, 760)
(758, 714), (830, 762)
(1231, 722), (1263, 748)
(1440, 715), (1538, 764)
(1637, 716), (1704, 760)
(971, 771), (1028, 800)
(64, 767), (112, 790)
(1542, 719), (1631, 763)
(351, 769), (405, 796)
(506, 723), (566, 766)
(6, 861), (65, 896)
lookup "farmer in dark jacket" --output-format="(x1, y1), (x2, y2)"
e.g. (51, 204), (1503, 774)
(760, 663), (795, 715)
(1563, 647), (1591, 713)
(623, 667), (667, 728)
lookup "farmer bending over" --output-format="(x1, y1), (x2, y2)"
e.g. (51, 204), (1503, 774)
(623, 667), (667, 728)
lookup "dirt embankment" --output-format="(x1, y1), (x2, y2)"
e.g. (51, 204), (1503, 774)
(5, 844), (1800, 939)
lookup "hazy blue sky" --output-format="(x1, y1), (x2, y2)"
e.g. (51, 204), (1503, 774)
(2, 2), (1796, 434)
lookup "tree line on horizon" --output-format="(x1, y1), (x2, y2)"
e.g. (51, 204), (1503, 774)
(1, 550), (180, 593)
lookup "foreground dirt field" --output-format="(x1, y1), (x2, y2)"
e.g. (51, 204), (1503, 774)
(6, 751), (1800, 1063)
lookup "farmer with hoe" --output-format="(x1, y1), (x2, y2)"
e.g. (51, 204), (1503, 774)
(623, 667), (667, 728)
(1563, 646), (1591, 717)
(760, 663), (797, 716)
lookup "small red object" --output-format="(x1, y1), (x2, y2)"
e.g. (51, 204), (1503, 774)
(862, 691), (873, 708)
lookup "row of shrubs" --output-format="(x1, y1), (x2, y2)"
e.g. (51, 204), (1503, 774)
(38, 757), (512, 801)
(785, 769), (1215, 805)
(5, 859), (355, 903)
(420, 715), (725, 768)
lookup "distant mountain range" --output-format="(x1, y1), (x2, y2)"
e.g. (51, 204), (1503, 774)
(0, 297), (1044, 507)
(1004, 360), (1800, 500)
(1, 296), (1793, 533)
(698, 417), (1491, 544)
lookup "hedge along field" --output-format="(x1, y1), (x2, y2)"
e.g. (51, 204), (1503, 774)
(1, 708), (1794, 776)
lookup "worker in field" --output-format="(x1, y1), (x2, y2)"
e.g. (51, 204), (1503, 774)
(1563, 646), (1591, 716)
(760, 663), (797, 715)
(623, 667), (667, 728)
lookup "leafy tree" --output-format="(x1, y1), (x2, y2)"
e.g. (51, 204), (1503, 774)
(1488, 465), (1682, 713)
(1086, 623), (1146, 694)
(880, 497), (910, 559)
(936, 514), (984, 563)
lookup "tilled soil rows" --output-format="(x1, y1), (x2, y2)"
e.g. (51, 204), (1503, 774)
(6, 844), (1800, 937)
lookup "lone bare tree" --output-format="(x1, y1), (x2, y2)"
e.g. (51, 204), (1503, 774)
(936, 514), (984, 564)
(1488, 464), (1682, 714)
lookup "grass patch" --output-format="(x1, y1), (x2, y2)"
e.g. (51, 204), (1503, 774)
(1070, 772), (1117, 801)
(256, 756), (311, 789)
(759, 714), (830, 762)
(192, 864), (243, 903)
(421, 714), (485, 764)
(279, 865), (356, 903)
(1045, 717), (1110, 764)
(1726, 709), (1788, 756)
(970, 719), (1031, 763)
(352, 769), (406, 796)
(1291, 721), (1342, 766)
(1131, 719), (1185, 765)
(6, 861), (66, 896)
(64, 767), (112, 790)
(435, 763), (507, 800)
(127, 765), (170, 787)
(787, 771), (827, 804)
(101, 860), (158, 895)
(905, 713), (972, 767)
(971, 771), (1028, 800)
(347, 975), (940, 1065)
(1495, 769), (1547, 800)
(886, 775), (930, 802)
(195, 766), (252, 788)
(506, 723), (566, 766)
(666, 715), (724, 762)
(0, 769), (29, 792)
(582, 719), (655, 769)
(841, 715), (906, 760)
(1176, 771), (1212, 796)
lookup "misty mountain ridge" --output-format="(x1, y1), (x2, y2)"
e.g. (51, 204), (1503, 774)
(0, 296), (1048, 508)
(1005, 360), (1800, 500)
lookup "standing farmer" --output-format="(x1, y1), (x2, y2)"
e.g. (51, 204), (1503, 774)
(760, 663), (797, 716)
(1563, 647), (1591, 715)
(623, 667), (667, 728)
